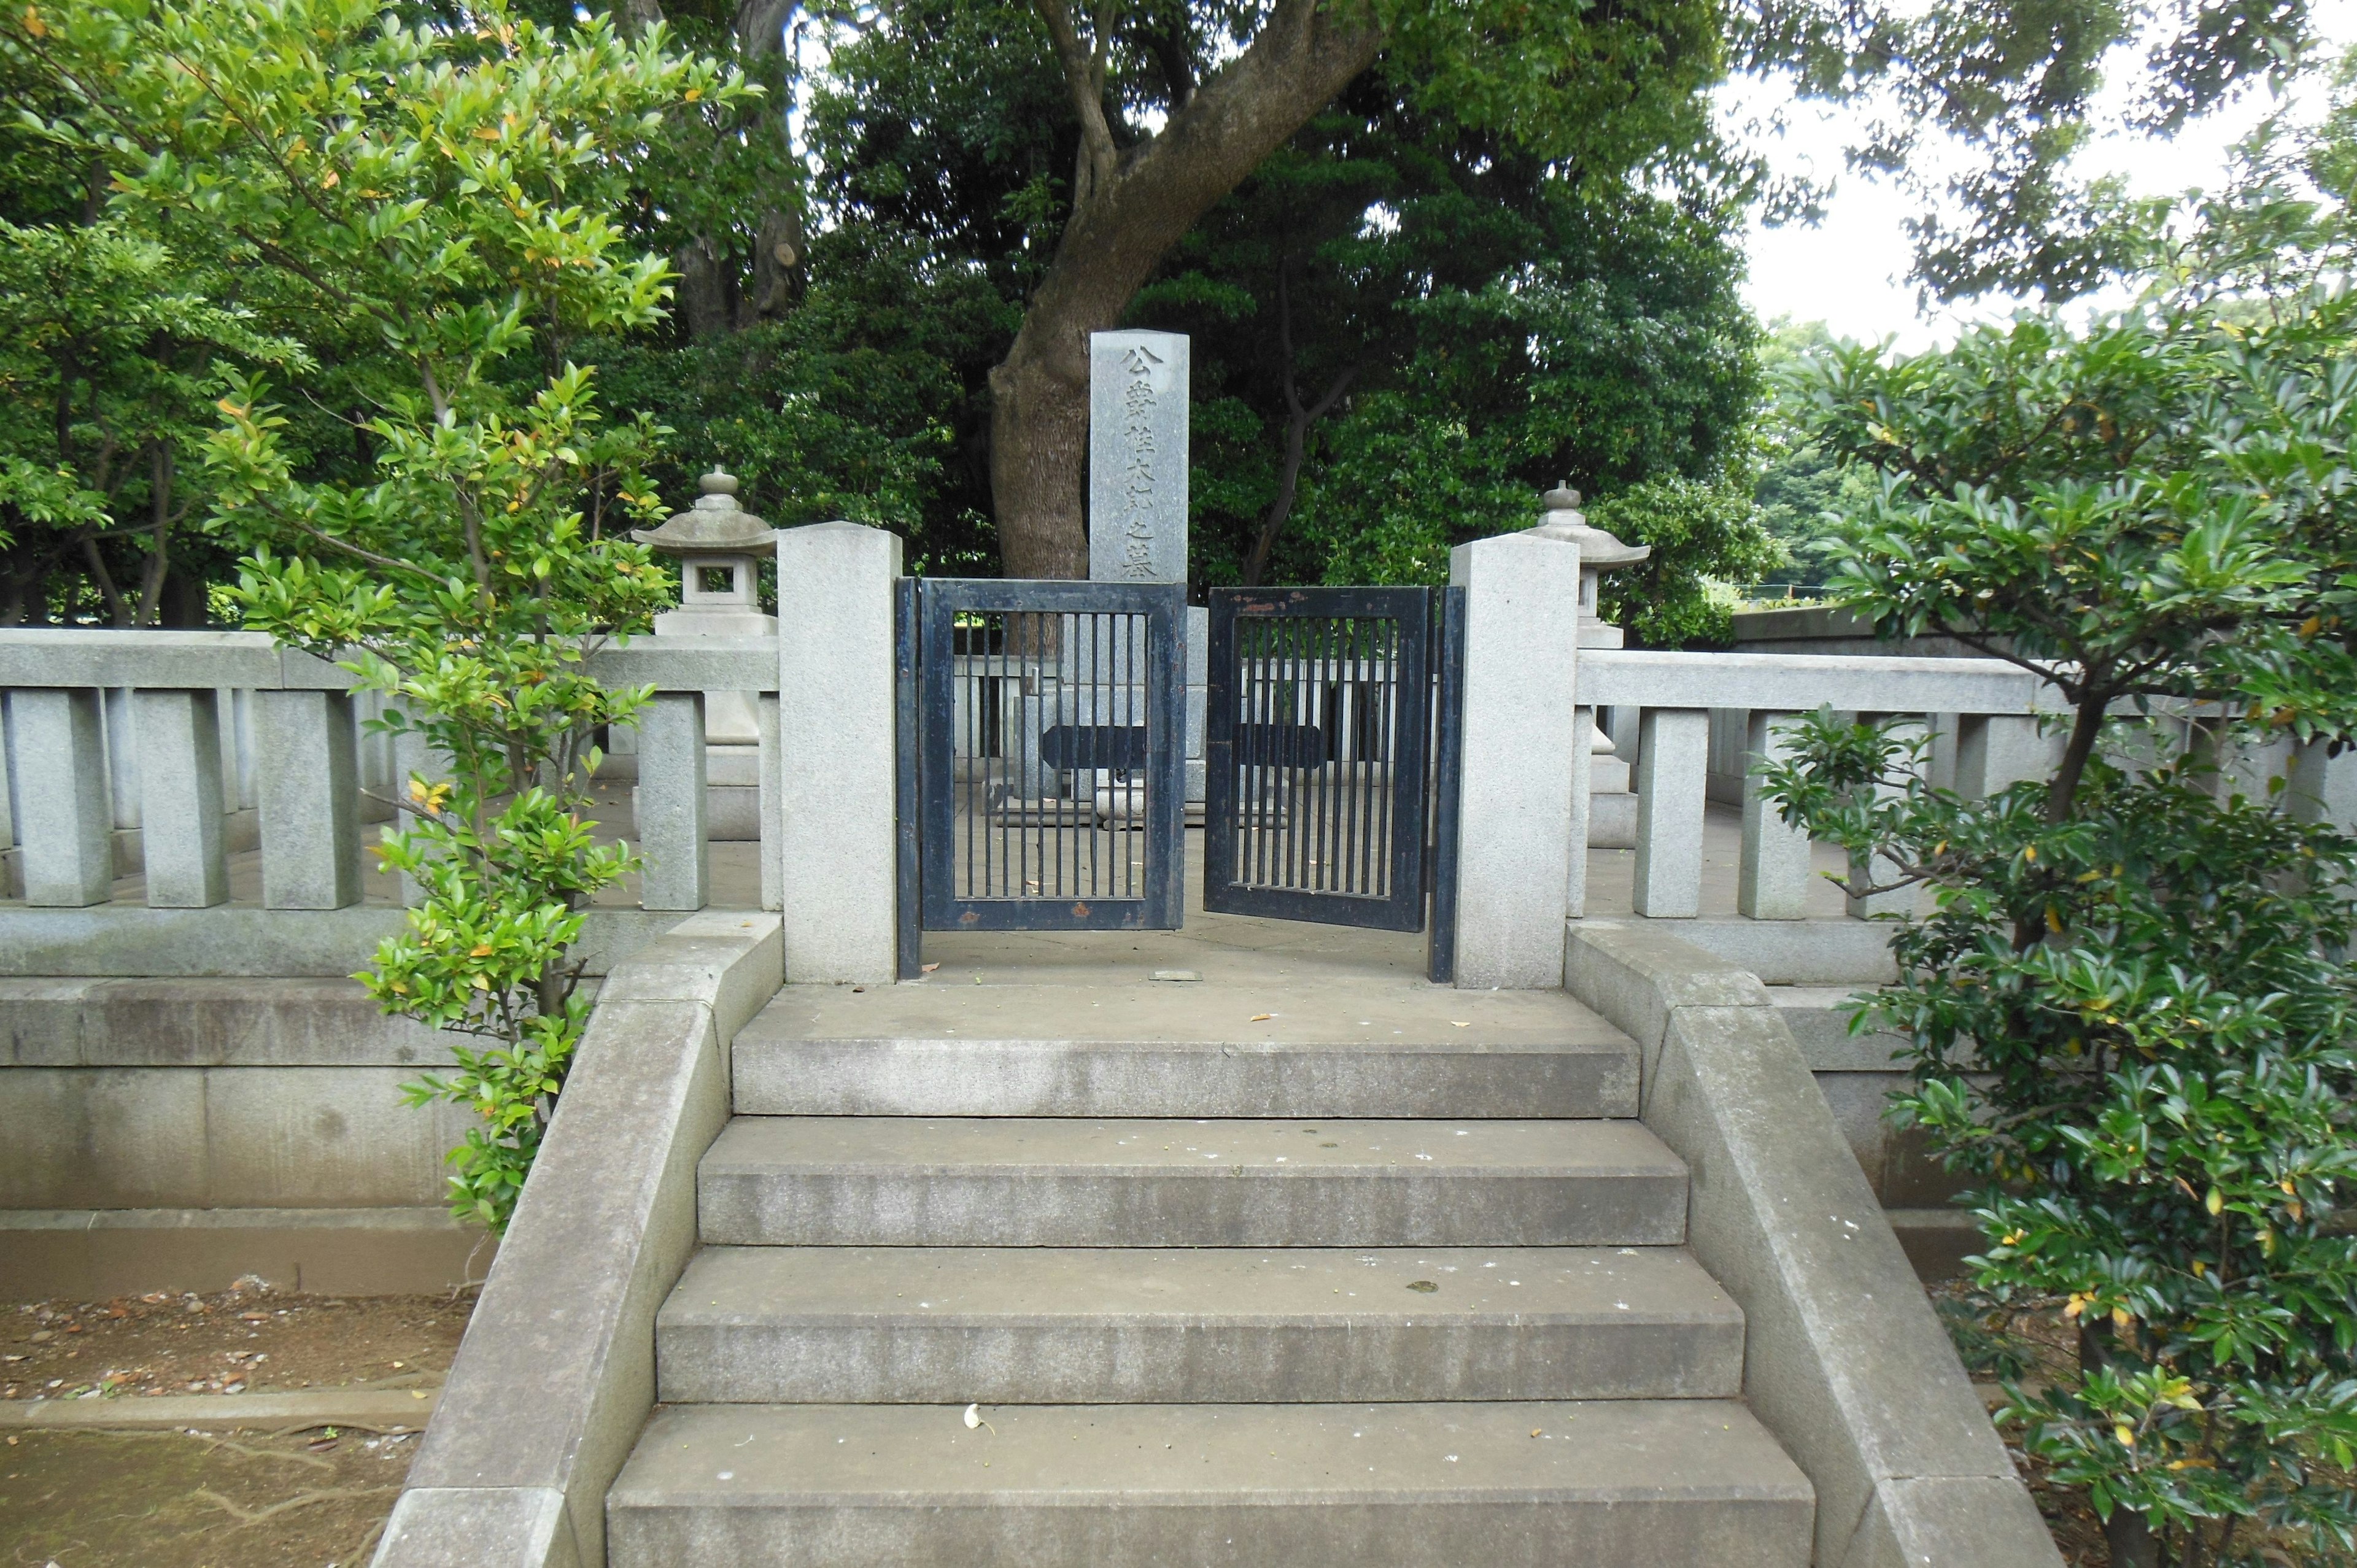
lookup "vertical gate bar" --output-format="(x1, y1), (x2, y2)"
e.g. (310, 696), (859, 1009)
(958, 611), (970, 902)
(1427, 587), (1467, 982)
(1331, 620), (1349, 891)
(1011, 612), (1024, 903)
(1348, 622), (1367, 891)
(1367, 620), (1384, 895)
(895, 579), (921, 978)
(1371, 620), (1388, 895)
(1060, 611), (1074, 897)
(1203, 592), (1233, 903)
(1262, 616), (1280, 887)
(1291, 617), (1309, 890)
(1248, 617), (1266, 887)
(1276, 618), (1295, 888)
(919, 582), (958, 929)
(1155, 590), (1182, 926)
(1394, 595), (1431, 914)
(1349, 621), (1366, 894)
(1304, 619), (1321, 890)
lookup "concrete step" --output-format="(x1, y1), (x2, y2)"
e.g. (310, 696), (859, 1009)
(606, 1399), (1814, 1567)
(697, 1118), (1687, 1248)
(732, 979), (1638, 1118)
(657, 1245), (1744, 1404)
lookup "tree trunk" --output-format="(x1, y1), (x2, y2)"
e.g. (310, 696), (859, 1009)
(989, 0), (1381, 577)
(2079, 1320), (2165, 1567)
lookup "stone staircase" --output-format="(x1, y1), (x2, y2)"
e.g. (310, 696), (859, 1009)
(605, 973), (1814, 1566)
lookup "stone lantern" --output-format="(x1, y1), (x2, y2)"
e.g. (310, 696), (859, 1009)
(1524, 481), (1649, 844)
(1522, 482), (1649, 649)
(630, 469), (780, 838)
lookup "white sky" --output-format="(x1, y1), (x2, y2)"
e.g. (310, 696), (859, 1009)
(1733, 2), (2357, 346)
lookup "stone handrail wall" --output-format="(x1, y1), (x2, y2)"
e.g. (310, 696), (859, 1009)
(0, 627), (780, 919)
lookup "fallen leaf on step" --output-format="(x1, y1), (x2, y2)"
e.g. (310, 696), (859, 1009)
(964, 1404), (980, 1429)
(1406, 1280), (1438, 1294)
(1450, 1021), (1471, 1028)
(921, 963), (940, 973)
(1250, 1014), (1273, 1022)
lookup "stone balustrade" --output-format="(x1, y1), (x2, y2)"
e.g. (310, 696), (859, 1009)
(1566, 647), (2069, 925)
(0, 627), (781, 919)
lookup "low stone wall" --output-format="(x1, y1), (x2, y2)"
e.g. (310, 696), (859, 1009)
(1566, 921), (2059, 1568)
(0, 977), (502, 1296)
(374, 911), (783, 1568)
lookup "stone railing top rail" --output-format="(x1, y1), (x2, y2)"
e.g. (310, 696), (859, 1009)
(0, 628), (781, 693)
(1575, 647), (2067, 714)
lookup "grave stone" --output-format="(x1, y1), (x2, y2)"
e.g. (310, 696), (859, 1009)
(1088, 331), (1188, 585)
(1078, 331), (1208, 809)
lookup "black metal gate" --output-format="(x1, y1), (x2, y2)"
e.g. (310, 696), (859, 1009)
(901, 578), (1185, 959)
(1204, 587), (1465, 977)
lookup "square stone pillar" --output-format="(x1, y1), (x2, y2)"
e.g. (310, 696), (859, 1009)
(256, 689), (363, 910)
(9, 688), (114, 906)
(136, 688), (230, 908)
(1447, 532), (1582, 988)
(777, 521), (903, 983)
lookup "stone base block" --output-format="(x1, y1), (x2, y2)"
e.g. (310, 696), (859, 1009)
(1589, 790), (1636, 848)
(0, 1206), (495, 1298)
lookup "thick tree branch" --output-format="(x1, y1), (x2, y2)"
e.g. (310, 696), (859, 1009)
(991, 0), (1385, 574)
(1034, 0), (1119, 203)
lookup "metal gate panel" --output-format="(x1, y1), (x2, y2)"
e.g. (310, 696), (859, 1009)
(1203, 587), (1433, 930)
(917, 578), (1184, 932)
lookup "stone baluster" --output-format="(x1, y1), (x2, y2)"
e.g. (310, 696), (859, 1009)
(1632, 707), (1710, 917)
(256, 690), (363, 910)
(1564, 704), (1595, 919)
(9, 688), (115, 906)
(136, 689), (230, 908)
(757, 690), (783, 913)
(1737, 709), (1813, 919)
(1954, 713), (2054, 798)
(2287, 733), (2357, 834)
(638, 690), (710, 911)
(1846, 713), (1926, 919)
(104, 686), (140, 831)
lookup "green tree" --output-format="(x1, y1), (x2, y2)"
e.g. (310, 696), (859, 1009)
(12, 0), (748, 1227)
(1763, 137), (2357, 1556)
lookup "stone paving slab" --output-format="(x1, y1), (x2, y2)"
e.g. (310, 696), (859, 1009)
(0, 1387), (438, 1431)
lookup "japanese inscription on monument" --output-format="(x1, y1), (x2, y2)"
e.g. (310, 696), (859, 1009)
(1088, 330), (1188, 584)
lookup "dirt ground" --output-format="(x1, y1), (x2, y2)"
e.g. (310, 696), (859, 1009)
(1, 1426), (417, 1568)
(1, 1280), (473, 1403)
(0, 1280), (473, 1568)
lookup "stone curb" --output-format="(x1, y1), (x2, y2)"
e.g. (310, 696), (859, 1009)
(371, 911), (783, 1568)
(0, 1387), (436, 1431)
(1564, 920), (2062, 1568)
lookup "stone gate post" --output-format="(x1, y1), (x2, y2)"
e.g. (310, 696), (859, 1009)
(1447, 531), (1583, 987)
(776, 521), (902, 984)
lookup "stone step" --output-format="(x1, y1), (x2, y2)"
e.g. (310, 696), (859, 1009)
(657, 1245), (1743, 1404)
(606, 1399), (1814, 1568)
(697, 1117), (1687, 1248)
(731, 979), (1638, 1119)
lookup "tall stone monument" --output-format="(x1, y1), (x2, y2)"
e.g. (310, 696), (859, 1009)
(1082, 330), (1206, 811)
(1088, 331), (1189, 584)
